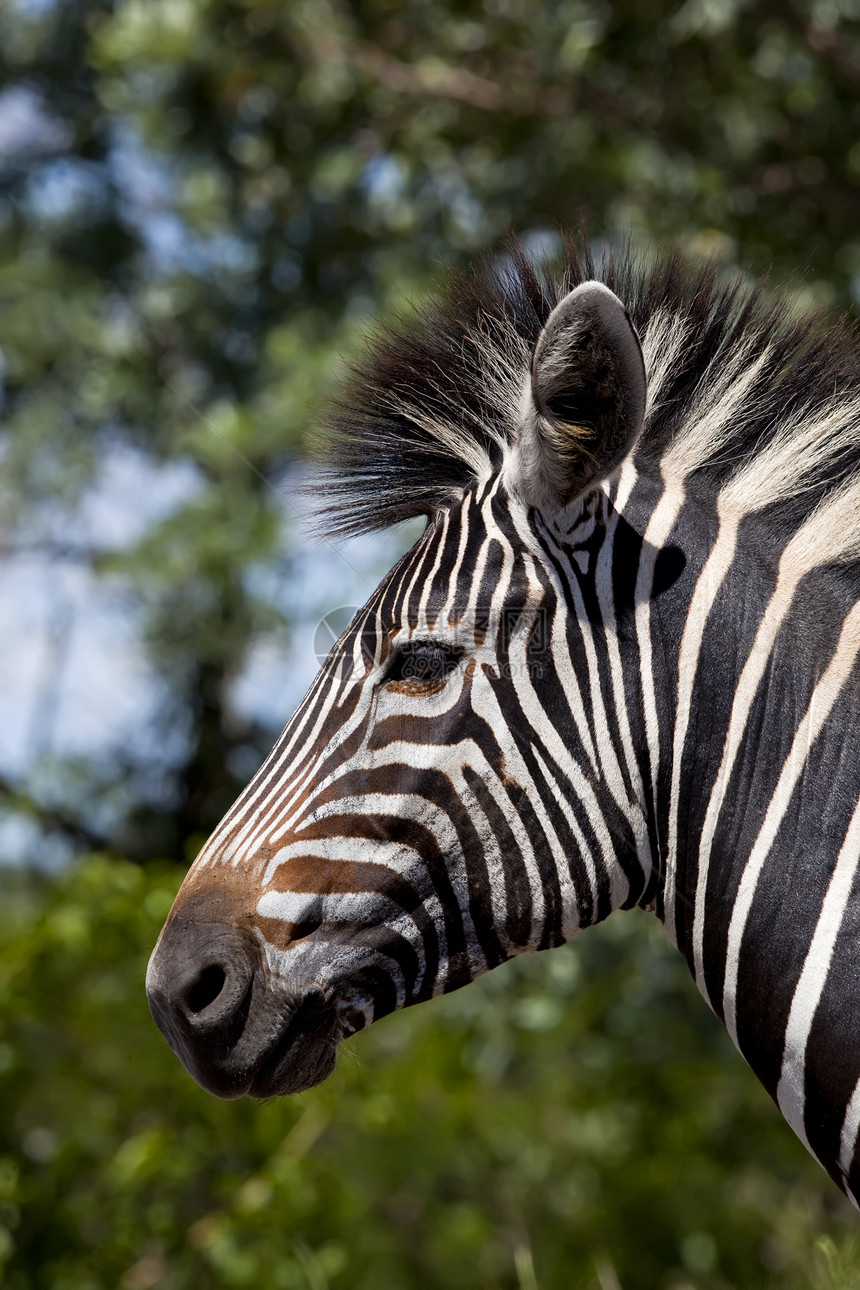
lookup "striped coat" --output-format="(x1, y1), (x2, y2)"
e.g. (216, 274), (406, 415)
(147, 241), (860, 1205)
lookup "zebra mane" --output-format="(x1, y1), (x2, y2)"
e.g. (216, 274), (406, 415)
(314, 236), (860, 556)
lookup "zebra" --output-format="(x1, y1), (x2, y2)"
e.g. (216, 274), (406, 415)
(147, 238), (860, 1206)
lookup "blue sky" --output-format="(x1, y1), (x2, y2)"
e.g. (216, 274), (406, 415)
(0, 446), (417, 864)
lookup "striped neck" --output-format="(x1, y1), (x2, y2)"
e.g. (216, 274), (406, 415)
(612, 461), (860, 1199)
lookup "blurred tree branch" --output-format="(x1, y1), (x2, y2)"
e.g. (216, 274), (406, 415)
(0, 543), (106, 563)
(0, 772), (112, 853)
(292, 28), (605, 120)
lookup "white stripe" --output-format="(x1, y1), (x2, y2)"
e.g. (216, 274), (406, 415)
(597, 460), (651, 880)
(532, 510), (640, 896)
(634, 474), (686, 818)
(530, 744), (598, 925)
(664, 512), (740, 944)
(262, 837), (426, 887)
(520, 509), (598, 773)
(777, 794), (860, 1152)
(839, 1075), (860, 1190)
(723, 600), (860, 1049)
(692, 562), (803, 999)
(417, 507), (449, 633)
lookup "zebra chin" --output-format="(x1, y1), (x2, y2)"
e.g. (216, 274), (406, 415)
(144, 897), (346, 1100)
(238, 1001), (341, 1101)
(147, 971), (344, 1101)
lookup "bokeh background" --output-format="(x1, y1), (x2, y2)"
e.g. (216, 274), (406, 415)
(3, 1), (860, 1286)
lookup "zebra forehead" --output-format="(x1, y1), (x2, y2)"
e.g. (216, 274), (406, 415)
(310, 234), (860, 562)
(373, 489), (551, 626)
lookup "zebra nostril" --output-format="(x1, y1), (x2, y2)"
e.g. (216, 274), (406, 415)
(290, 916), (323, 943)
(185, 963), (228, 1015)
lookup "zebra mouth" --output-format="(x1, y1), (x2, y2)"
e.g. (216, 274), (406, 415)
(145, 895), (347, 1101)
(247, 990), (341, 1099)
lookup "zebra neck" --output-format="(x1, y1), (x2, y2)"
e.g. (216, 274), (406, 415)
(642, 483), (860, 1195)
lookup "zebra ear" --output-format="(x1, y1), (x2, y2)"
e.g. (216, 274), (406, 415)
(512, 281), (646, 510)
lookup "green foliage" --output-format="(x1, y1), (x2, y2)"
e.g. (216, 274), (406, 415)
(4, 0), (860, 857)
(1, 857), (859, 1290)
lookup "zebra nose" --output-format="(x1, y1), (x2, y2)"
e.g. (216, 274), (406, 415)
(145, 914), (258, 1091)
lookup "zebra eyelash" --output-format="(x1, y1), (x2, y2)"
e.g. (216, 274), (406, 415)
(383, 639), (464, 687)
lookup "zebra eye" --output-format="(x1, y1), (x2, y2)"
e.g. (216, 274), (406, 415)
(385, 639), (462, 688)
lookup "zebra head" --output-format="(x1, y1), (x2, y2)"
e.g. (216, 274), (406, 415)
(148, 240), (860, 1208)
(146, 275), (655, 1100)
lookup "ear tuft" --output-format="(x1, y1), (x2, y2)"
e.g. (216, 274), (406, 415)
(512, 281), (646, 511)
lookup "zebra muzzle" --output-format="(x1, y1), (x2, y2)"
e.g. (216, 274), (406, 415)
(145, 895), (340, 1099)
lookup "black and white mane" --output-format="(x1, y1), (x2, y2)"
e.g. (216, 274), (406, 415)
(317, 237), (860, 578)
